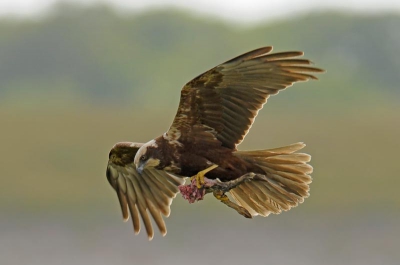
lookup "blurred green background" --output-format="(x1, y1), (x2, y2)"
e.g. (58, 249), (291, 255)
(1, 2), (399, 265)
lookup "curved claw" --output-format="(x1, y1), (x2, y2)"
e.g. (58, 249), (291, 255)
(213, 190), (252, 219)
(191, 164), (218, 189)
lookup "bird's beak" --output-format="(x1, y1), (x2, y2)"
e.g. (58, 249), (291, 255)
(136, 163), (145, 175)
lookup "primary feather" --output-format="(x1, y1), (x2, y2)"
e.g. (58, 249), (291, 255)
(106, 46), (324, 239)
(107, 142), (185, 240)
(166, 46), (324, 149)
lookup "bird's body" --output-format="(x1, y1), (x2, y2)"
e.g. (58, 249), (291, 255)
(106, 46), (324, 240)
(138, 134), (263, 181)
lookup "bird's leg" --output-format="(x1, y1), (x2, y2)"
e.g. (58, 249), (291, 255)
(213, 190), (252, 219)
(191, 164), (218, 189)
(212, 190), (229, 202)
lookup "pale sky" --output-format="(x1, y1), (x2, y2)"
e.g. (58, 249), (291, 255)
(0, 0), (399, 23)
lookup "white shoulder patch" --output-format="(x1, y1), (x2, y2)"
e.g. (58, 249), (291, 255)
(163, 132), (183, 147)
(147, 139), (158, 148)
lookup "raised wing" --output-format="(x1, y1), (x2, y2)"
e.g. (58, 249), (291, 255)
(107, 142), (185, 240)
(166, 46), (324, 149)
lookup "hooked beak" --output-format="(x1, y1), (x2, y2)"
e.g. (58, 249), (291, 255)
(136, 163), (145, 175)
(135, 158), (159, 175)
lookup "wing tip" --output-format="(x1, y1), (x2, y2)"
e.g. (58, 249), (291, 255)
(295, 51), (304, 56)
(259, 46), (273, 55)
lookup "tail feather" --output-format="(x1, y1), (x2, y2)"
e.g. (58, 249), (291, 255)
(237, 142), (306, 157)
(230, 142), (312, 217)
(229, 186), (260, 216)
(246, 181), (286, 212)
(238, 183), (270, 215)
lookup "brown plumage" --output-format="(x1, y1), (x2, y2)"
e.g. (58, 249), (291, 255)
(106, 46), (324, 239)
(107, 142), (185, 240)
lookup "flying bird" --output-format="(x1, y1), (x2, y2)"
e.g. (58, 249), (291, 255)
(106, 46), (324, 240)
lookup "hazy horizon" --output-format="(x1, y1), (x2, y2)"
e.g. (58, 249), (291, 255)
(1, 0), (400, 24)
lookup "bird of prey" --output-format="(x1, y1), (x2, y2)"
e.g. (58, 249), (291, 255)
(106, 46), (324, 240)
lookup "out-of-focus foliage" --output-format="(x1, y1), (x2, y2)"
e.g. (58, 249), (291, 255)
(1, 4), (399, 265)
(0, 4), (399, 108)
(1, 3), (399, 210)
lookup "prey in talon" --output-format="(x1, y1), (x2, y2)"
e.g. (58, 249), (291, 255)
(106, 46), (324, 240)
(190, 164), (219, 189)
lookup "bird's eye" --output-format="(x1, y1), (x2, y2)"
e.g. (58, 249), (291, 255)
(140, 155), (146, 161)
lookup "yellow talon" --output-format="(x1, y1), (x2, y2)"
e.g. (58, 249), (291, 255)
(191, 164), (218, 189)
(213, 190), (229, 202)
(213, 190), (252, 219)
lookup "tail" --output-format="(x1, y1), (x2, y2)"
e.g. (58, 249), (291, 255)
(230, 142), (312, 217)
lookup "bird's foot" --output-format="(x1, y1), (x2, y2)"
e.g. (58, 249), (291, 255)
(213, 190), (229, 202)
(179, 172), (257, 208)
(213, 190), (252, 219)
(190, 164), (218, 189)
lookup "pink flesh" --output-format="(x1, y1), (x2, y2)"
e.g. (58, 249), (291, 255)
(179, 177), (217, 203)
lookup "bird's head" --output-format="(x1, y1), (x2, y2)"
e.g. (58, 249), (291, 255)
(134, 139), (161, 174)
(108, 142), (138, 166)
